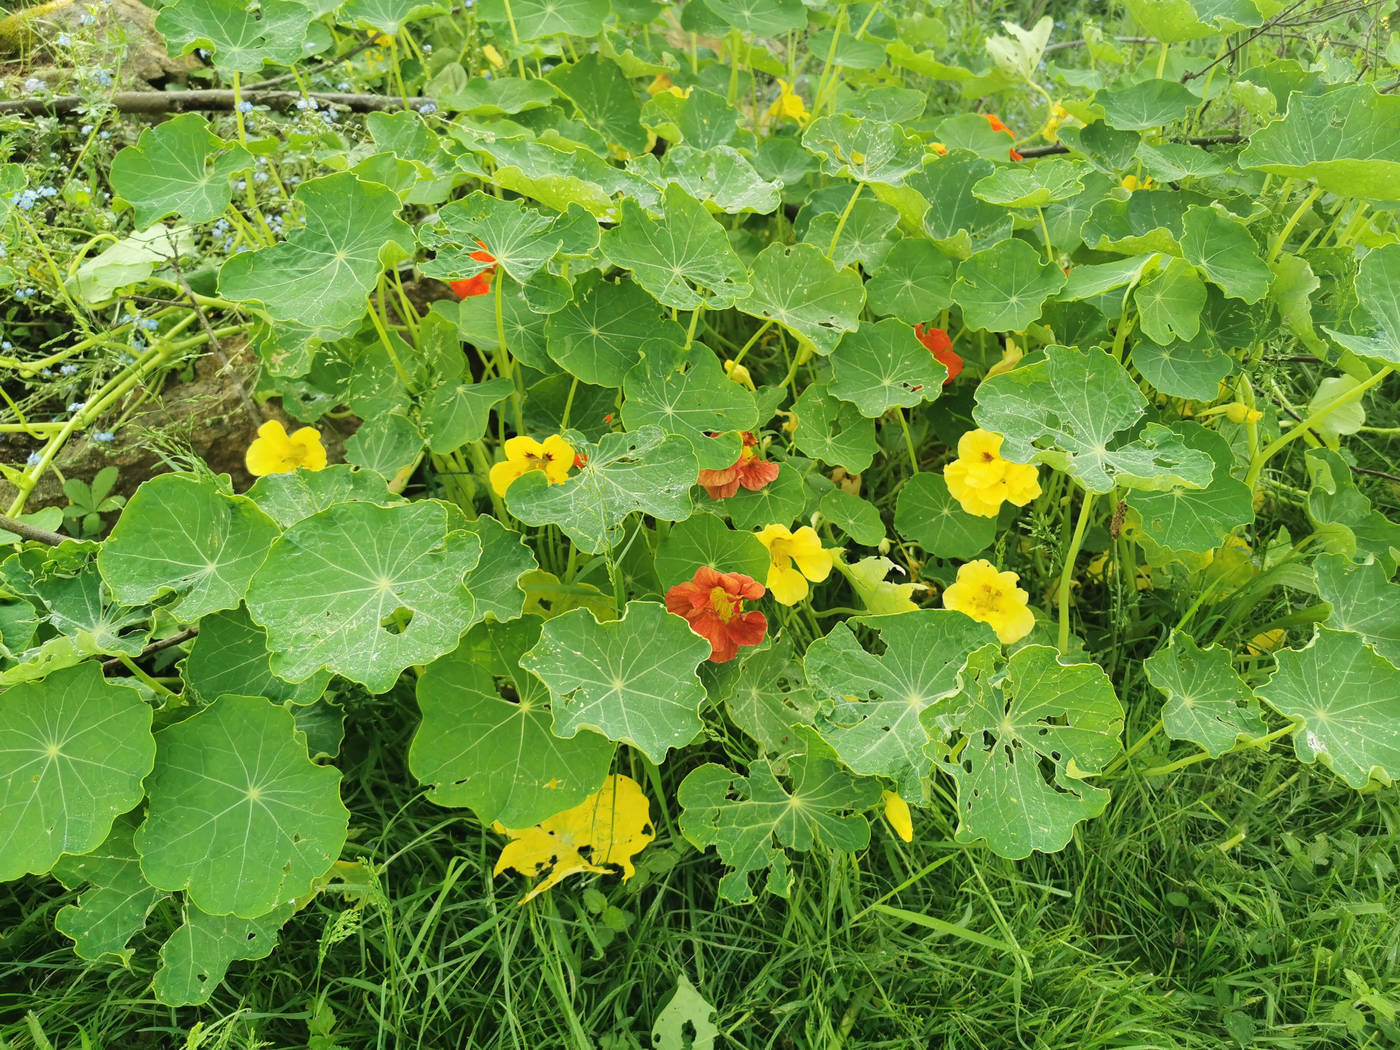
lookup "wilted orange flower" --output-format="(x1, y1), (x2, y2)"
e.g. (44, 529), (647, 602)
(981, 113), (1023, 161)
(697, 432), (780, 499)
(450, 240), (497, 299)
(665, 566), (767, 663)
(914, 324), (963, 385)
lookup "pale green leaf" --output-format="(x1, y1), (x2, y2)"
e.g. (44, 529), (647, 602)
(1144, 630), (1266, 757)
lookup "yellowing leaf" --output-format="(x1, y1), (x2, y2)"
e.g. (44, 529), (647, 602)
(493, 774), (655, 903)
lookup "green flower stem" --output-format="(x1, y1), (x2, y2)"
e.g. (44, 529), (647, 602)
(494, 271), (525, 433)
(560, 376), (579, 430)
(1266, 184), (1323, 265)
(230, 73), (276, 244)
(897, 410), (919, 474)
(726, 28), (742, 106)
(466, 441), (510, 521)
(390, 269), (421, 342)
(115, 655), (180, 702)
(1101, 718), (1162, 777)
(1142, 720), (1299, 778)
(826, 181), (864, 259)
(1035, 206), (1055, 264)
(1057, 488), (1097, 651)
(1245, 364), (1395, 489)
(730, 319), (773, 366)
(683, 303), (705, 351)
(430, 453), (476, 521)
(366, 293), (416, 392)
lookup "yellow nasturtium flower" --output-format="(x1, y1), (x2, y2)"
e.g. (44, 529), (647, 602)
(755, 524), (833, 605)
(943, 429), (1041, 518)
(482, 43), (506, 69)
(882, 790), (913, 842)
(942, 559), (1036, 644)
(646, 73), (689, 98)
(1121, 174), (1155, 192)
(1040, 102), (1070, 142)
(1225, 402), (1264, 424)
(490, 434), (576, 496)
(764, 79), (809, 124)
(723, 358), (755, 390)
(245, 419), (327, 476)
(1244, 628), (1287, 655)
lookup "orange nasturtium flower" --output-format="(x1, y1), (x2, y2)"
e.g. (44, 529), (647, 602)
(697, 432), (780, 499)
(755, 524), (834, 605)
(943, 429), (1041, 518)
(665, 566), (768, 663)
(245, 419), (327, 476)
(981, 113), (1024, 161)
(942, 559), (1036, 644)
(914, 324), (963, 385)
(449, 240), (497, 299)
(489, 434), (575, 496)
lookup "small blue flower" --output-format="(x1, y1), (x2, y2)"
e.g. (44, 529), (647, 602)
(419, 101), (438, 114)
(81, 124), (94, 134)
(253, 171), (268, 183)
(23, 77), (45, 93)
(93, 431), (115, 443)
(234, 179), (247, 191)
(67, 401), (86, 414)
(60, 363), (79, 375)
(26, 452), (42, 467)
(94, 69), (113, 87)
(237, 100), (254, 114)
(56, 32), (72, 46)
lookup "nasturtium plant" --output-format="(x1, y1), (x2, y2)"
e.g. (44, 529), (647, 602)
(5, 0), (1400, 1022)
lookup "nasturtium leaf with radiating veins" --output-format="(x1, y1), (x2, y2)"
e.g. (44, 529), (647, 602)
(1303, 448), (1400, 568)
(1256, 628), (1400, 788)
(1180, 205), (1271, 303)
(974, 345), (1215, 493)
(1120, 0), (1264, 41)
(640, 86), (740, 152)
(1134, 257), (1205, 343)
(660, 145), (781, 215)
(460, 515), (537, 625)
(1323, 243), (1400, 363)
(828, 318), (946, 418)
(135, 694), (348, 917)
(1270, 254), (1325, 353)
(109, 114), (251, 228)
(546, 275), (686, 388)
(0, 663), (154, 882)
(1060, 255), (1156, 303)
(478, 0), (608, 39)
(722, 459), (808, 532)
(933, 114), (1021, 162)
(865, 238), (955, 322)
(1059, 120), (1142, 172)
(972, 159), (1089, 208)
(805, 612), (998, 800)
(909, 152), (1013, 259)
(506, 426), (697, 554)
(338, 0), (448, 33)
(953, 238), (1066, 333)
(411, 618), (613, 827)
(219, 172), (413, 332)
(97, 473), (280, 623)
(547, 54), (648, 155)
(1125, 423), (1253, 554)
(735, 242), (865, 357)
(245, 500), (481, 692)
(602, 186), (750, 311)
(819, 489), (885, 546)
(152, 901), (295, 1007)
(801, 114), (925, 185)
(184, 606), (331, 706)
(894, 472), (997, 559)
(1144, 630), (1266, 757)
(1313, 555), (1400, 667)
(723, 638), (817, 757)
(420, 193), (597, 285)
(1081, 189), (1197, 255)
(793, 383), (877, 474)
(441, 76), (557, 117)
(705, 0), (806, 34)
(248, 465), (399, 528)
(421, 377), (516, 454)
(1135, 141), (1228, 181)
(678, 744), (881, 903)
(949, 644), (1124, 859)
(345, 411), (423, 480)
(1240, 84), (1400, 201)
(52, 815), (166, 964)
(622, 343), (757, 468)
(654, 512), (770, 588)
(522, 601), (710, 764)
(155, 0), (318, 71)
(1131, 336), (1235, 401)
(1098, 78), (1199, 130)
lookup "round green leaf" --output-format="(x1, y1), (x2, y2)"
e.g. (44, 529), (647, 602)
(972, 159), (1089, 208)
(1144, 630), (1267, 758)
(110, 114), (251, 228)
(219, 172), (413, 332)
(411, 618), (614, 826)
(622, 343), (757, 468)
(819, 490), (885, 546)
(420, 192), (598, 285)
(1098, 78), (1199, 131)
(98, 473), (280, 623)
(1125, 423), (1253, 554)
(802, 114), (926, 185)
(478, 0), (609, 42)
(339, 0), (449, 33)
(546, 275), (687, 387)
(0, 663), (155, 882)
(655, 512), (770, 587)
(52, 815), (166, 964)
(660, 145), (781, 215)
(792, 383), (877, 473)
(894, 472), (997, 559)
(1323, 243), (1400, 364)
(953, 238), (1066, 333)
(1181, 205), (1271, 304)
(460, 515), (538, 626)
(547, 54), (648, 155)
(704, 0), (806, 34)
(829, 317), (946, 418)
(1314, 555), (1400, 668)
(153, 901), (294, 1006)
(735, 242), (865, 356)
(1135, 257), (1205, 343)
(522, 600), (711, 764)
(155, 0), (319, 72)
(865, 238), (955, 323)
(184, 607), (331, 706)
(245, 500), (482, 692)
(136, 694), (348, 917)
(910, 152), (1012, 259)
(722, 460), (807, 532)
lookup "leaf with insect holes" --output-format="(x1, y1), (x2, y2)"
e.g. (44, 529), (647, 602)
(135, 694), (348, 918)
(98, 473), (280, 624)
(1144, 630), (1266, 757)
(245, 500), (481, 693)
(155, 0), (320, 71)
(218, 172), (413, 332)
(110, 114), (251, 228)
(420, 192), (598, 285)
(411, 618), (614, 827)
(802, 114), (926, 185)
(52, 815), (167, 964)
(948, 645), (1124, 859)
(152, 900), (294, 1006)
(828, 318), (948, 418)
(805, 611), (998, 801)
(735, 242), (865, 356)
(1256, 628), (1400, 788)
(0, 663), (154, 882)
(522, 601), (710, 763)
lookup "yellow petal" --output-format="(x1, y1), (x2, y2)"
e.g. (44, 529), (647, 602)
(503, 435), (545, 465)
(541, 434), (576, 484)
(788, 527), (833, 582)
(289, 426), (327, 471)
(755, 523), (793, 551)
(490, 459), (527, 497)
(882, 791), (913, 842)
(766, 562), (809, 605)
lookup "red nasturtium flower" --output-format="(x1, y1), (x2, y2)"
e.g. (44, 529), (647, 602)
(665, 567), (767, 662)
(697, 432), (780, 499)
(981, 114), (1024, 162)
(915, 324), (963, 385)
(449, 240), (497, 299)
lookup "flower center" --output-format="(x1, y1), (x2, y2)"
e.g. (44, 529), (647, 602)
(709, 586), (739, 623)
